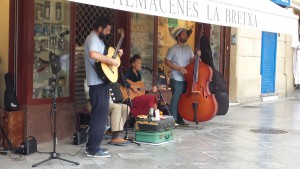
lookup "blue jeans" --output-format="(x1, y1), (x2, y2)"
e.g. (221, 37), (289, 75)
(170, 79), (187, 123)
(86, 83), (109, 155)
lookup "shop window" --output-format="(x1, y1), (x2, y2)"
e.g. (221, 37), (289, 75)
(157, 17), (195, 87)
(33, 0), (71, 99)
(130, 13), (154, 89)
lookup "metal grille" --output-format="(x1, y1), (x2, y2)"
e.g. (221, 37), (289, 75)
(250, 128), (288, 134)
(75, 4), (115, 47)
(74, 4), (115, 109)
(74, 47), (87, 109)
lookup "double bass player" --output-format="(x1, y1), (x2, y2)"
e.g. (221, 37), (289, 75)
(165, 28), (201, 126)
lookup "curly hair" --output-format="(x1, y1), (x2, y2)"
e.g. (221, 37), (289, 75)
(130, 54), (141, 65)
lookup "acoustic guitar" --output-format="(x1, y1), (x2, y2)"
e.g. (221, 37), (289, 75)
(119, 80), (147, 101)
(95, 28), (124, 83)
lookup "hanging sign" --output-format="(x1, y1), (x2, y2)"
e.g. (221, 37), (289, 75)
(69, 0), (298, 35)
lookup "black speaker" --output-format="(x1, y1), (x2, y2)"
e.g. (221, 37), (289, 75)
(72, 130), (87, 145)
(21, 136), (37, 155)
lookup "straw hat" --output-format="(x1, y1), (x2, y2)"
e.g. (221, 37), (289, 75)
(170, 26), (193, 40)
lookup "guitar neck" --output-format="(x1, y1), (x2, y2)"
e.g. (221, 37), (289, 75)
(112, 35), (124, 59)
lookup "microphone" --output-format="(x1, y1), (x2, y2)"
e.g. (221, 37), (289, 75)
(57, 30), (69, 37)
(142, 65), (153, 73)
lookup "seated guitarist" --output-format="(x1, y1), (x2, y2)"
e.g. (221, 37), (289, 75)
(123, 54), (157, 117)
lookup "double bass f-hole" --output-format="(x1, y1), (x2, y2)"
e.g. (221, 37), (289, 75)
(191, 84), (207, 98)
(200, 86), (207, 98)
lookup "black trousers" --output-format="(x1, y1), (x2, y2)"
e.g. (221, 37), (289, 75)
(86, 83), (109, 155)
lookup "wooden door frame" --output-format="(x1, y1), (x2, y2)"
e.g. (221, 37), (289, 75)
(222, 27), (231, 90)
(115, 10), (131, 72)
(9, 0), (16, 75)
(15, 0), (75, 105)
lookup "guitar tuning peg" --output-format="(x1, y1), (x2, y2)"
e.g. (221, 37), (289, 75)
(112, 98), (116, 101)
(111, 93), (114, 96)
(109, 88), (112, 91)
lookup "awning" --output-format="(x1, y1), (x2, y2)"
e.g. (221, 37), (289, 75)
(69, 0), (298, 35)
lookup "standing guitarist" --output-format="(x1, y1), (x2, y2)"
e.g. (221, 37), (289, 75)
(84, 17), (123, 158)
(123, 54), (157, 117)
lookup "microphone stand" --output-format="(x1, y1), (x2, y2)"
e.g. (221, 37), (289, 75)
(119, 67), (140, 146)
(0, 123), (14, 154)
(32, 35), (79, 167)
(33, 74), (79, 167)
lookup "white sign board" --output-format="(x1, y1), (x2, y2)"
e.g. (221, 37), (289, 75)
(69, 0), (298, 35)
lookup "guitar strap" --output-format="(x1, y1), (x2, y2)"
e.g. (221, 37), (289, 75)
(88, 59), (102, 81)
(88, 59), (97, 73)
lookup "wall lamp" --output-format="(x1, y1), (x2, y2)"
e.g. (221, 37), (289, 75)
(231, 34), (237, 45)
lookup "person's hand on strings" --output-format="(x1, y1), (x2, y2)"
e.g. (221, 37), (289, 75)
(178, 67), (187, 75)
(118, 49), (123, 57)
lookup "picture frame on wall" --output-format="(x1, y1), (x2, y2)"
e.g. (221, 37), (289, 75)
(34, 40), (40, 53)
(43, 23), (50, 36)
(55, 2), (61, 20)
(34, 23), (43, 36)
(35, 2), (44, 21)
(57, 24), (62, 34)
(49, 37), (57, 48)
(40, 39), (49, 51)
(51, 24), (62, 35)
(51, 24), (58, 35)
(44, 1), (50, 20)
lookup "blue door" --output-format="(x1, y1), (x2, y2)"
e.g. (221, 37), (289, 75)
(261, 32), (277, 93)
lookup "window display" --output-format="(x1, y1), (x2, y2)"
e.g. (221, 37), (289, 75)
(130, 13), (154, 89)
(33, 0), (71, 99)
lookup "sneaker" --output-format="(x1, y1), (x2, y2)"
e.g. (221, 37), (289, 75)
(86, 149), (111, 158)
(85, 148), (109, 154)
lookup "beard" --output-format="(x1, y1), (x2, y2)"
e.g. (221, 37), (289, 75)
(98, 32), (106, 40)
(179, 37), (187, 43)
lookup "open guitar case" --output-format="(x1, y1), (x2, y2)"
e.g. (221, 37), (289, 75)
(199, 36), (229, 116)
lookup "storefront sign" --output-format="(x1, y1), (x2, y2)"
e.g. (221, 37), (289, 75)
(69, 0), (297, 35)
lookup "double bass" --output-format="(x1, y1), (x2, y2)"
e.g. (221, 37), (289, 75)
(178, 35), (218, 123)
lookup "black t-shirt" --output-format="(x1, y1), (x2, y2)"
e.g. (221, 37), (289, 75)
(123, 68), (142, 88)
